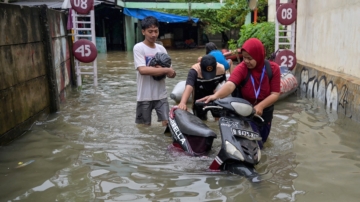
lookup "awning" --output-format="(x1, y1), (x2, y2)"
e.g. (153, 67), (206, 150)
(123, 8), (199, 23)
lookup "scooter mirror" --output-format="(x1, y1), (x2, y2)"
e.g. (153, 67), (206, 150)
(231, 102), (253, 117)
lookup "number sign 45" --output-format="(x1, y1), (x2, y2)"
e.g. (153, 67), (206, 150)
(73, 39), (97, 63)
(70, 0), (94, 14)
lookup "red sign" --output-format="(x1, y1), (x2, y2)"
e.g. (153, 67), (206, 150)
(73, 39), (97, 63)
(277, 3), (297, 25)
(275, 50), (297, 71)
(70, 0), (94, 14)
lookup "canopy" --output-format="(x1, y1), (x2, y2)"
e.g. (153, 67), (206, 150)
(123, 8), (199, 23)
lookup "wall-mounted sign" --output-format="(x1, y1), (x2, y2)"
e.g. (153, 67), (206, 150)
(70, 0), (94, 14)
(275, 49), (297, 71)
(73, 39), (97, 63)
(276, 3), (297, 25)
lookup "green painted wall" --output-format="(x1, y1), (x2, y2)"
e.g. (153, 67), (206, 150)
(124, 15), (138, 51)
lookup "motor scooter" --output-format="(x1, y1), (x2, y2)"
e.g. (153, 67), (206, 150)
(166, 97), (264, 177)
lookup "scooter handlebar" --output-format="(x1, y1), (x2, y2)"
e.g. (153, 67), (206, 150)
(253, 114), (264, 122)
(194, 101), (214, 107)
(195, 101), (220, 111)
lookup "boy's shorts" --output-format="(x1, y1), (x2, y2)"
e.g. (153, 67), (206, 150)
(136, 98), (169, 125)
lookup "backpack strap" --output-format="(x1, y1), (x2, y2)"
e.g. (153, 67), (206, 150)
(240, 60), (272, 87)
(240, 70), (251, 87)
(264, 60), (272, 80)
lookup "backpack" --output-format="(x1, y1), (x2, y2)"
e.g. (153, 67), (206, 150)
(232, 60), (273, 98)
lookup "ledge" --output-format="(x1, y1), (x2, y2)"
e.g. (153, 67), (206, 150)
(294, 61), (360, 122)
(116, 0), (224, 9)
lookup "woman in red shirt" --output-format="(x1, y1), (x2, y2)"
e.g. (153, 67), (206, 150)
(198, 38), (281, 148)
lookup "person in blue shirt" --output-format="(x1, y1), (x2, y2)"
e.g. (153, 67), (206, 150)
(198, 42), (234, 74)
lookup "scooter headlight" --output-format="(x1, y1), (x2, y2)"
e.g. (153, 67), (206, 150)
(225, 141), (244, 161)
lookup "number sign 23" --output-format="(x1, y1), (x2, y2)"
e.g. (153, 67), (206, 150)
(73, 39), (97, 63)
(275, 50), (297, 71)
(70, 0), (94, 14)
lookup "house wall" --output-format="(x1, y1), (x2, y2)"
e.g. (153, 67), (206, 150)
(294, 0), (360, 122)
(296, 0), (360, 76)
(0, 3), (73, 144)
(266, 0), (360, 122)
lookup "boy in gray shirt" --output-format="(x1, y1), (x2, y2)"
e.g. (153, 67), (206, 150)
(133, 16), (176, 126)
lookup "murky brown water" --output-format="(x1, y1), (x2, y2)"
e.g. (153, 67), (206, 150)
(1, 49), (360, 202)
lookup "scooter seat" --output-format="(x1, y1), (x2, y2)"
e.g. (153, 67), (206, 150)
(174, 109), (217, 138)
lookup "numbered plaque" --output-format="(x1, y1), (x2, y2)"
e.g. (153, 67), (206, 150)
(70, 0), (94, 14)
(276, 3), (297, 25)
(73, 39), (97, 63)
(275, 50), (297, 71)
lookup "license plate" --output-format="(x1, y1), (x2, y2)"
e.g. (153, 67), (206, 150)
(232, 128), (262, 140)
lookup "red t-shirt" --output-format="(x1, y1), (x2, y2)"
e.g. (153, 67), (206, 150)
(228, 61), (281, 105)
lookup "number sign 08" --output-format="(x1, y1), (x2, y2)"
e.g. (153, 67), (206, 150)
(276, 3), (297, 25)
(274, 50), (297, 71)
(70, 0), (94, 14)
(73, 39), (97, 63)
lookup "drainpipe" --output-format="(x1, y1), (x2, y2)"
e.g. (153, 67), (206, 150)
(254, 8), (258, 24)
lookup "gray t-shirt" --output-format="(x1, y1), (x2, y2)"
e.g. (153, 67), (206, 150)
(133, 42), (168, 102)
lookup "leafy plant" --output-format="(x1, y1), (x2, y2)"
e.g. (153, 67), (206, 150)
(237, 22), (288, 58)
(163, 0), (268, 35)
(227, 39), (241, 62)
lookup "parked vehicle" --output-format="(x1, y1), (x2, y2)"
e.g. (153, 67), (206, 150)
(166, 97), (263, 178)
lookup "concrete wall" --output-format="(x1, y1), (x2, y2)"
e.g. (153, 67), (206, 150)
(296, 0), (360, 75)
(294, 0), (360, 122)
(265, 0), (360, 122)
(0, 3), (73, 144)
(294, 63), (360, 121)
(47, 10), (73, 101)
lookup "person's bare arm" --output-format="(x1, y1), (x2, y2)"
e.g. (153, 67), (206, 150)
(137, 65), (175, 77)
(254, 92), (280, 116)
(178, 85), (193, 110)
(216, 62), (224, 70)
(197, 81), (236, 103)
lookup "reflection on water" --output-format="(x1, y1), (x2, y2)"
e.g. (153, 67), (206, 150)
(0, 50), (359, 201)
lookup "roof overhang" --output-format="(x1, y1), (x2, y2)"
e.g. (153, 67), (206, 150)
(116, 0), (223, 9)
(10, 0), (106, 9)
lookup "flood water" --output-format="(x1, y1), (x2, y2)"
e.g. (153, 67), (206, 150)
(1, 49), (360, 202)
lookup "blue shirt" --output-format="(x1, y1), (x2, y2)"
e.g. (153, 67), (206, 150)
(209, 50), (230, 70)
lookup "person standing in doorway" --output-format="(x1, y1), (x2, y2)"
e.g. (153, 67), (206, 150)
(221, 31), (229, 49)
(133, 16), (176, 126)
